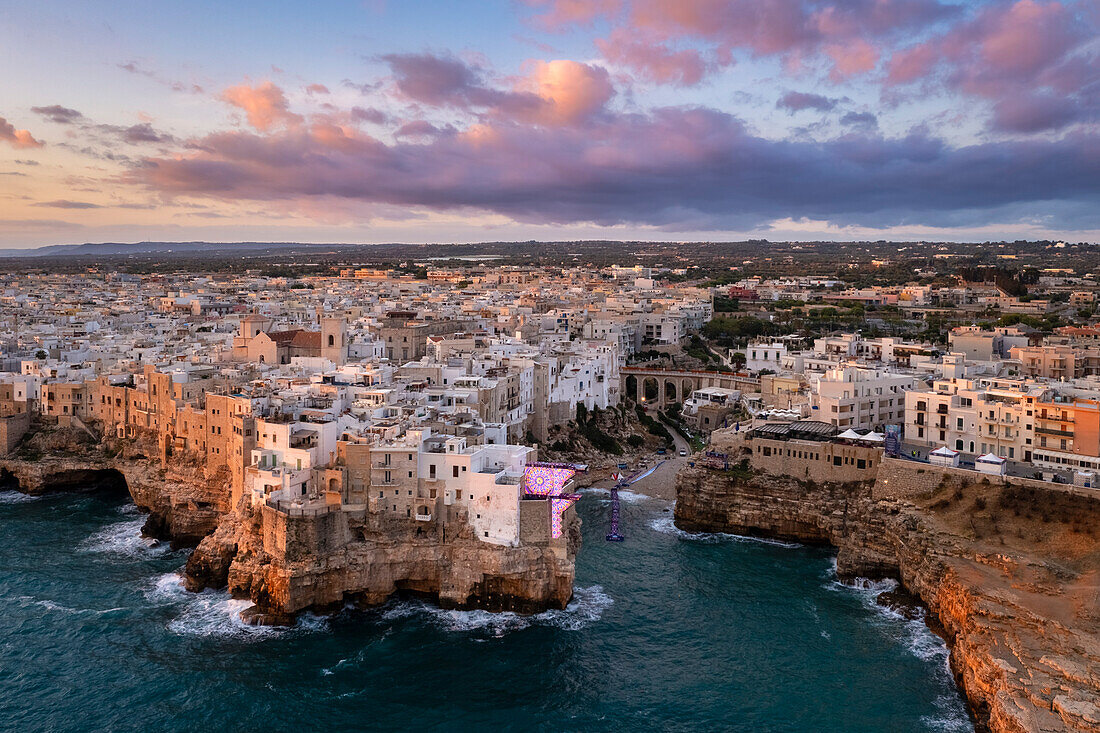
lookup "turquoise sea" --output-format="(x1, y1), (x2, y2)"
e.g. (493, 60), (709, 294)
(0, 487), (971, 732)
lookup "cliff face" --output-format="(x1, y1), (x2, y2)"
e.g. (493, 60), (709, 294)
(675, 460), (1100, 733)
(0, 427), (229, 547)
(187, 503), (580, 624)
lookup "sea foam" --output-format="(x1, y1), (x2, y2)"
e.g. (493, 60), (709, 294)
(145, 571), (329, 641)
(0, 490), (41, 504)
(823, 560), (971, 732)
(379, 584), (613, 637)
(648, 514), (802, 548)
(79, 516), (167, 557)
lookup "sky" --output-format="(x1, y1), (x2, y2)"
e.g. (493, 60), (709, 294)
(1, 0), (1098, 248)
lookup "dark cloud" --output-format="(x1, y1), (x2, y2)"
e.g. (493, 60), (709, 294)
(840, 111), (879, 129)
(381, 53), (612, 126)
(777, 92), (839, 113)
(350, 106), (389, 125)
(394, 120), (449, 139)
(117, 122), (176, 144)
(131, 106), (1100, 231)
(31, 105), (84, 124)
(382, 53), (504, 107)
(32, 200), (102, 209)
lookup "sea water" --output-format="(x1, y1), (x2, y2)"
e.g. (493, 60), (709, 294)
(0, 489), (971, 732)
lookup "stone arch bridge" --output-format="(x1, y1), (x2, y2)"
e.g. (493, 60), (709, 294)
(621, 367), (759, 409)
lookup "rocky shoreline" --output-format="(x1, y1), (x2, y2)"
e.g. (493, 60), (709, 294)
(674, 458), (1100, 733)
(0, 430), (579, 624)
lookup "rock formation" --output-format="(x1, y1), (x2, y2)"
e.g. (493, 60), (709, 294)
(675, 458), (1100, 733)
(2, 427), (580, 623)
(181, 494), (580, 625)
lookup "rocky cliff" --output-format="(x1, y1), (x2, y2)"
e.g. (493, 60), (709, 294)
(2, 425), (579, 622)
(0, 430), (228, 547)
(187, 503), (580, 625)
(675, 459), (1100, 733)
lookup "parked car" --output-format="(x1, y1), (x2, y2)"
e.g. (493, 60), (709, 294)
(678, 449), (687, 457)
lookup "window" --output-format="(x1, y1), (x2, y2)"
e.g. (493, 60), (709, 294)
(453, 466), (459, 478)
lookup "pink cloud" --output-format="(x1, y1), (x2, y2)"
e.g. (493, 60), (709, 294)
(129, 104), (1100, 233)
(886, 43), (938, 85)
(220, 81), (303, 131)
(885, 0), (1098, 131)
(595, 29), (714, 86)
(528, 0), (956, 86)
(826, 39), (879, 79)
(0, 116), (43, 148)
(524, 0), (623, 29)
(381, 53), (612, 127)
(516, 60), (615, 125)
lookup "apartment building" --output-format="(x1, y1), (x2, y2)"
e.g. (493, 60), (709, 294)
(1031, 398), (1100, 471)
(812, 365), (916, 430)
(904, 366), (1050, 461)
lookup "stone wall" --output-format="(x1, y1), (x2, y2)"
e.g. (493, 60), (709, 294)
(261, 504), (349, 563)
(0, 411), (30, 455)
(519, 498), (551, 545)
(749, 436), (881, 484)
(873, 456), (1100, 503)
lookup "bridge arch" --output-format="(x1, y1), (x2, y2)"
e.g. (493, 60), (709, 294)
(682, 378), (695, 400)
(642, 377), (659, 404)
(664, 380), (677, 403)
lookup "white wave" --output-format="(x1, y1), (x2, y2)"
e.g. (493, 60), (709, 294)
(321, 658), (349, 676)
(648, 515), (802, 548)
(822, 560), (967, 728)
(145, 571), (329, 641)
(579, 487), (656, 504)
(15, 595), (126, 616)
(380, 584), (613, 636)
(0, 490), (41, 504)
(146, 571), (188, 603)
(79, 516), (167, 557)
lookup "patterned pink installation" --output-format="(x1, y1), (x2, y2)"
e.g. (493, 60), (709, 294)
(522, 464), (579, 538)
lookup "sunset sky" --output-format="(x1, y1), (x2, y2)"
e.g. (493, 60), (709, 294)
(1, 0), (1098, 248)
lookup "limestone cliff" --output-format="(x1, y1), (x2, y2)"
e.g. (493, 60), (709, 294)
(187, 502), (580, 624)
(675, 459), (1100, 733)
(0, 430), (229, 547)
(1, 427), (580, 621)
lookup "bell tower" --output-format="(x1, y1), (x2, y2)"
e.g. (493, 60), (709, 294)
(321, 316), (348, 365)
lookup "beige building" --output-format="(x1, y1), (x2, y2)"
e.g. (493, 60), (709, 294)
(813, 365), (915, 431)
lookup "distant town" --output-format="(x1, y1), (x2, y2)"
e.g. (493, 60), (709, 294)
(1, 239), (1098, 729)
(4, 238), (1100, 486)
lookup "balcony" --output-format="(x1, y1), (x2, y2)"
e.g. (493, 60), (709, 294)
(1035, 426), (1073, 438)
(415, 512), (433, 522)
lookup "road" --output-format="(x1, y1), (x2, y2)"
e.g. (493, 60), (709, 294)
(609, 409), (693, 501)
